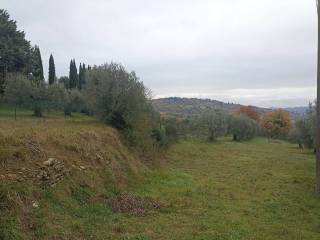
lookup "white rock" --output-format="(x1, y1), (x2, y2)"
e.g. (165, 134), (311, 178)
(32, 201), (39, 208)
(43, 158), (55, 166)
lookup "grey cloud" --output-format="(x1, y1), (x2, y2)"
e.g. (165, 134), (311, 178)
(2, 0), (317, 107)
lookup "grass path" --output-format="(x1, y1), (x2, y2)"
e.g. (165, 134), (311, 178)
(119, 138), (320, 240)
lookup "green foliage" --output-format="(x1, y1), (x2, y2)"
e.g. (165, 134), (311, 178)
(0, 64), (6, 95)
(4, 73), (33, 118)
(63, 89), (84, 116)
(200, 109), (229, 141)
(84, 63), (156, 148)
(58, 76), (69, 89)
(0, 9), (33, 74)
(151, 125), (168, 147)
(230, 115), (259, 141)
(31, 45), (44, 83)
(69, 59), (78, 89)
(48, 54), (56, 85)
(162, 117), (179, 142)
(289, 103), (315, 149)
(30, 83), (51, 117)
(78, 63), (86, 89)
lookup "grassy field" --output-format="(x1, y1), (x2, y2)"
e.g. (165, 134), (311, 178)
(112, 138), (318, 240)
(0, 109), (319, 239)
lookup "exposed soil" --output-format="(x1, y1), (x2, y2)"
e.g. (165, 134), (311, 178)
(111, 193), (162, 216)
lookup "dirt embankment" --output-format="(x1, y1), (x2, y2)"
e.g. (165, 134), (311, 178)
(0, 119), (146, 187)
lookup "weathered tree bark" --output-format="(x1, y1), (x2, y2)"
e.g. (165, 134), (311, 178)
(316, 0), (320, 193)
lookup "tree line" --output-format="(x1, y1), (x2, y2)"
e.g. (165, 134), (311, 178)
(0, 9), (163, 153)
(0, 8), (316, 153)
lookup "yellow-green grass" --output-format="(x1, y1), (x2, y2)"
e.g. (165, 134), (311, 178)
(123, 138), (319, 240)
(0, 117), (148, 240)
(0, 104), (93, 120)
(1, 113), (319, 239)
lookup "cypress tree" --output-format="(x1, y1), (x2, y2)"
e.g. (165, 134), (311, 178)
(74, 60), (78, 88)
(69, 59), (78, 89)
(68, 60), (72, 88)
(78, 63), (86, 90)
(82, 63), (86, 86)
(78, 63), (82, 89)
(48, 54), (56, 85)
(33, 46), (44, 84)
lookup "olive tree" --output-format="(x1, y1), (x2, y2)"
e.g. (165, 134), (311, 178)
(200, 109), (229, 142)
(230, 115), (259, 141)
(289, 103), (316, 150)
(84, 63), (156, 148)
(4, 73), (33, 119)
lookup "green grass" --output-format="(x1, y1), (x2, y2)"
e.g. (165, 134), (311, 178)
(121, 138), (320, 240)
(25, 137), (319, 240)
(1, 107), (320, 239)
(0, 104), (93, 121)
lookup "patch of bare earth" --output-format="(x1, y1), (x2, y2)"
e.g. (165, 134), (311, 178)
(111, 193), (162, 216)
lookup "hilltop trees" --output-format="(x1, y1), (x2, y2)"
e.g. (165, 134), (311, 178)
(48, 54), (56, 85)
(261, 109), (292, 139)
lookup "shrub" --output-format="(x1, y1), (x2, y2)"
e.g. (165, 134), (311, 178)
(162, 117), (179, 143)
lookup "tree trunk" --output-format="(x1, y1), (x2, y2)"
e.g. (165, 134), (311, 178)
(233, 134), (237, 141)
(316, 2), (320, 193)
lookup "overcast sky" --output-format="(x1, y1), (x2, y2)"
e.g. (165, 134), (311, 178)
(2, 0), (317, 107)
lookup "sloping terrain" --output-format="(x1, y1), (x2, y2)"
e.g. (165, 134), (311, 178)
(1, 117), (319, 240)
(0, 118), (150, 239)
(152, 97), (270, 117)
(152, 97), (306, 119)
(116, 138), (319, 240)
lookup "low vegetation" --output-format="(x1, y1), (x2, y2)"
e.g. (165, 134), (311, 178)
(0, 117), (318, 239)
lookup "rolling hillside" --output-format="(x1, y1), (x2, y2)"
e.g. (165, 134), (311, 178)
(152, 97), (307, 119)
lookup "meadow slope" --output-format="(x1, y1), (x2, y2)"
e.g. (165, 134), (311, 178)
(0, 114), (319, 239)
(126, 138), (319, 240)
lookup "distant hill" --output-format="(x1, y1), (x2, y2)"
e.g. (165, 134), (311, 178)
(283, 107), (308, 117)
(152, 97), (307, 119)
(152, 97), (269, 117)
